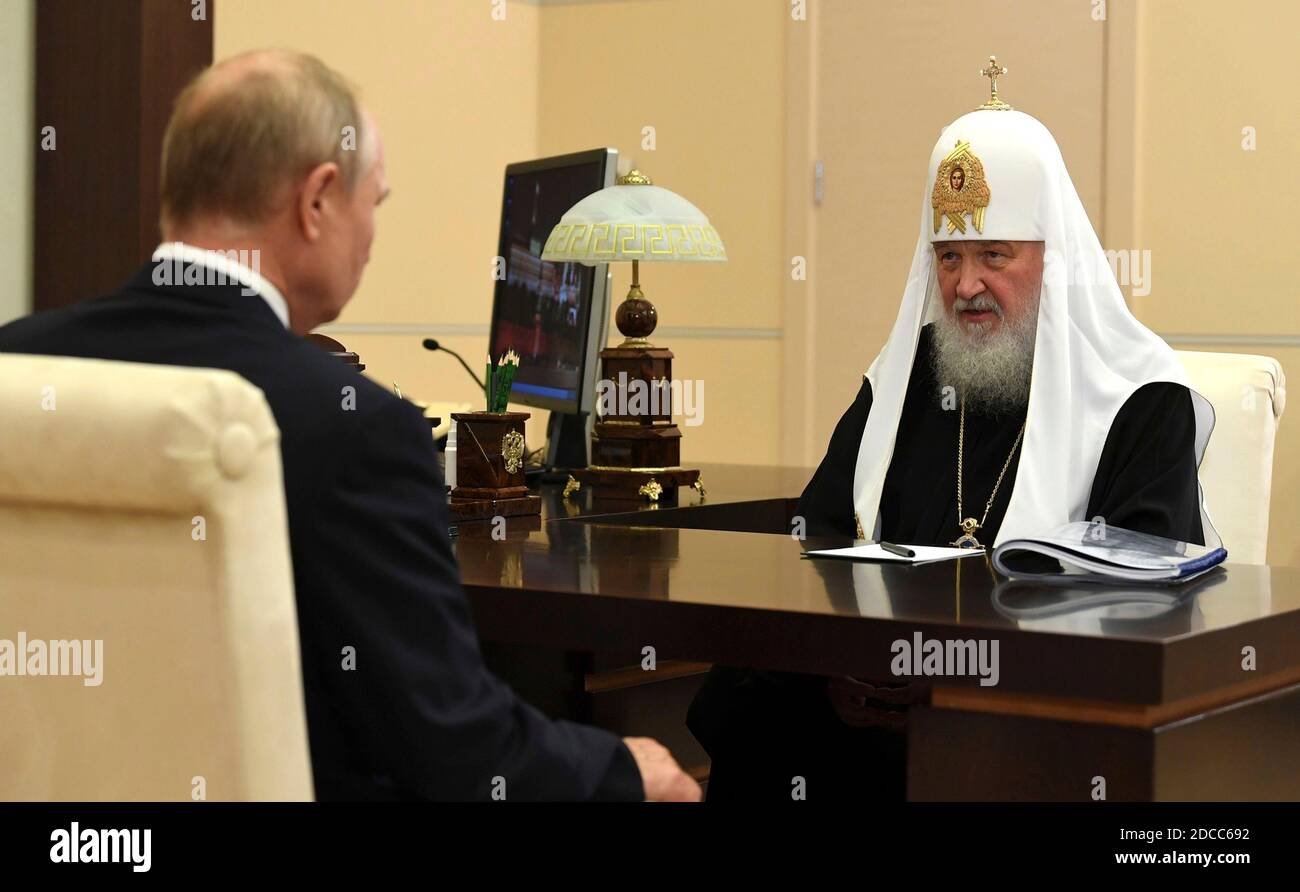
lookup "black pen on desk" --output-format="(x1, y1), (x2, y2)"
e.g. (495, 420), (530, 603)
(879, 541), (915, 559)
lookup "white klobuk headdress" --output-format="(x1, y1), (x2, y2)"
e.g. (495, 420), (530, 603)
(852, 63), (1221, 548)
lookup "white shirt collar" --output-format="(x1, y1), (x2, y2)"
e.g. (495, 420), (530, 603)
(151, 241), (290, 329)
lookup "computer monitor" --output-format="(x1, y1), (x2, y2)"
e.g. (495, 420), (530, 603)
(488, 148), (617, 471)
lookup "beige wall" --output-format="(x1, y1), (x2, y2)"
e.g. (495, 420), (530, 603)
(218, 0), (784, 464)
(1129, 0), (1299, 566)
(218, 0), (545, 441)
(0, 0), (33, 325)
(214, 0), (1294, 564)
(537, 0), (786, 464)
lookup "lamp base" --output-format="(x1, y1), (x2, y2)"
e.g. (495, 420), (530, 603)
(570, 466), (700, 502)
(577, 342), (700, 500)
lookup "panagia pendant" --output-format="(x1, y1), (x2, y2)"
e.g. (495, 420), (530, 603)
(952, 517), (983, 549)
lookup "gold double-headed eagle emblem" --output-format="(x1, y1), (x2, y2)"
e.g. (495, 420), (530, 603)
(931, 140), (991, 235)
(501, 430), (525, 475)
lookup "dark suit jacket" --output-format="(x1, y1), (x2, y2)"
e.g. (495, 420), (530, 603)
(0, 261), (641, 801)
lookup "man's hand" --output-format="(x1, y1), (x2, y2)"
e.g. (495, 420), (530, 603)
(622, 737), (701, 802)
(826, 676), (928, 730)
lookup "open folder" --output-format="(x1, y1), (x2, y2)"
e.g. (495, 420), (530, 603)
(803, 543), (986, 565)
(990, 522), (1227, 584)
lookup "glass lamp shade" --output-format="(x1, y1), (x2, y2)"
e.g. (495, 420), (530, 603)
(540, 181), (727, 267)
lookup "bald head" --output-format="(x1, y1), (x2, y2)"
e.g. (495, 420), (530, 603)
(158, 50), (388, 335)
(161, 49), (372, 230)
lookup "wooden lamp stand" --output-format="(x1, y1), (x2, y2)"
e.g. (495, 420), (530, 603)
(569, 261), (701, 502)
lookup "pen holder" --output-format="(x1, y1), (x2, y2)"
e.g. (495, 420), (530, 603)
(450, 411), (530, 501)
(447, 411), (541, 522)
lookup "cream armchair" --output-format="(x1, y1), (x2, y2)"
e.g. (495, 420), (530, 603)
(0, 354), (312, 800)
(1176, 350), (1287, 564)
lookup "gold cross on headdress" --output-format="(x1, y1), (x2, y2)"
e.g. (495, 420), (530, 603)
(978, 55), (1013, 111)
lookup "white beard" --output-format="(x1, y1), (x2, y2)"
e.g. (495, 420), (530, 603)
(930, 294), (1037, 416)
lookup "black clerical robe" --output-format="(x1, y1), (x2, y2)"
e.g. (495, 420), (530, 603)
(688, 323), (1204, 801)
(801, 323), (1205, 546)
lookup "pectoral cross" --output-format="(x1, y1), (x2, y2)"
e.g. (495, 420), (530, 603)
(978, 55), (1013, 111)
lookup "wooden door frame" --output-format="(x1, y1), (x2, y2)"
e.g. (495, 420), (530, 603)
(34, 0), (213, 312)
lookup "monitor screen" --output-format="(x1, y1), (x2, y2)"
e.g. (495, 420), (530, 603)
(489, 151), (613, 412)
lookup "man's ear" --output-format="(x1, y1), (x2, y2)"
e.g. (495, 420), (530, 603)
(296, 162), (341, 242)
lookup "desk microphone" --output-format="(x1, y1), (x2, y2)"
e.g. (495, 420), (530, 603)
(422, 338), (486, 390)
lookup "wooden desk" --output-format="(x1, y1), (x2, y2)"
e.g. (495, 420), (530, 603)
(455, 463), (1300, 800)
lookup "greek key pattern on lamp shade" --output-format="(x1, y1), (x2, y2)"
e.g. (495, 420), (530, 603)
(542, 222), (727, 263)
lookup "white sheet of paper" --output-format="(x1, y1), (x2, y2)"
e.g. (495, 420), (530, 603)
(804, 543), (985, 564)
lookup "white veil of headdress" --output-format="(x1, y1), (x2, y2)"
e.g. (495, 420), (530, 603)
(851, 108), (1221, 549)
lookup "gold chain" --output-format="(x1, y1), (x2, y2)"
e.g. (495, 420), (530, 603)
(957, 396), (1026, 531)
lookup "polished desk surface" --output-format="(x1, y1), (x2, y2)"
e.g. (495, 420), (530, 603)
(454, 463), (1300, 708)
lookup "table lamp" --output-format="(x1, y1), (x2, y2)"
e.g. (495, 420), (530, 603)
(542, 168), (726, 501)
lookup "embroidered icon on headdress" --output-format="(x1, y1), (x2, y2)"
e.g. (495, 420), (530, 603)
(931, 140), (991, 235)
